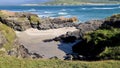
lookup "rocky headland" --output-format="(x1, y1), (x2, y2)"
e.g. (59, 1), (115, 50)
(0, 10), (120, 60)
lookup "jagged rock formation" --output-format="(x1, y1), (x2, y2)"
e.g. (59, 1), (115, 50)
(53, 20), (104, 43)
(0, 10), (78, 31)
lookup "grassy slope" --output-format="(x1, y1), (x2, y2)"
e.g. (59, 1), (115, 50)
(0, 56), (119, 68)
(43, 0), (120, 5)
(0, 22), (16, 54)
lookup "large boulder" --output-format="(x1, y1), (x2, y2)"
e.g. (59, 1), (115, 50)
(0, 10), (38, 31)
(1, 17), (31, 31)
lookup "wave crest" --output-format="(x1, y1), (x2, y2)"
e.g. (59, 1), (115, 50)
(58, 12), (68, 15)
(28, 9), (36, 12)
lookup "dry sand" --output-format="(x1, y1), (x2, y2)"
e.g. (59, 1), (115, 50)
(16, 27), (78, 59)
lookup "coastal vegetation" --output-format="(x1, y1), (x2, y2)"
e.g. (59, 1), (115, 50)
(0, 22), (16, 55)
(83, 28), (120, 59)
(29, 15), (40, 24)
(0, 56), (119, 68)
(42, 0), (120, 5)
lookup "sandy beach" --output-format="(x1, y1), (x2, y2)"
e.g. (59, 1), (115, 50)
(16, 27), (78, 59)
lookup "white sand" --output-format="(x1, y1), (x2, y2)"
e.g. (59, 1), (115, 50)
(16, 27), (78, 59)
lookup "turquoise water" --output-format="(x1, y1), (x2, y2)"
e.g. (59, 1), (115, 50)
(0, 5), (120, 22)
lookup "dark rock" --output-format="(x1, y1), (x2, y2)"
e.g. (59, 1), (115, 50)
(30, 23), (39, 28)
(16, 45), (43, 59)
(64, 53), (73, 60)
(38, 17), (77, 30)
(30, 53), (43, 59)
(8, 50), (17, 56)
(76, 20), (104, 32)
(17, 45), (30, 58)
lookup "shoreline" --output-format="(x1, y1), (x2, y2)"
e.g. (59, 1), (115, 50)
(20, 3), (120, 6)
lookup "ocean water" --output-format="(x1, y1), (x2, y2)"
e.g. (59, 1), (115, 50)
(0, 5), (120, 22)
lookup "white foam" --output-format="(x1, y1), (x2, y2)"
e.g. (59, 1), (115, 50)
(58, 12), (68, 15)
(81, 6), (120, 10)
(91, 7), (118, 9)
(44, 11), (53, 14)
(60, 9), (66, 11)
(81, 8), (87, 10)
(38, 14), (55, 18)
(28, 8), (36, 12)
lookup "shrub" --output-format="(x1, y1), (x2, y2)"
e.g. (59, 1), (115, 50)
(100, 46), (120, 60)
(29, 16), (40, 24)
(75, 28), (120, 59)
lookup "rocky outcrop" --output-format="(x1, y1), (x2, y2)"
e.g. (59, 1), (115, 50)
(8, 44), (43, 59)
(76, 20), (104, 32)
(0, 10), (36, 31)
(0, 10), (77, 31)
(53, 20), (104, 43)
(38, 17), (76, 30)
(16, 45), (43, 59)
(102, 14), (120, 28)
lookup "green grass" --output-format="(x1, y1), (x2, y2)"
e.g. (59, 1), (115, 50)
(84, 28), (120, 44)
(0, 22), (16, 52)
(29, 16), (40, 24)
(0, 56), (119, 68)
